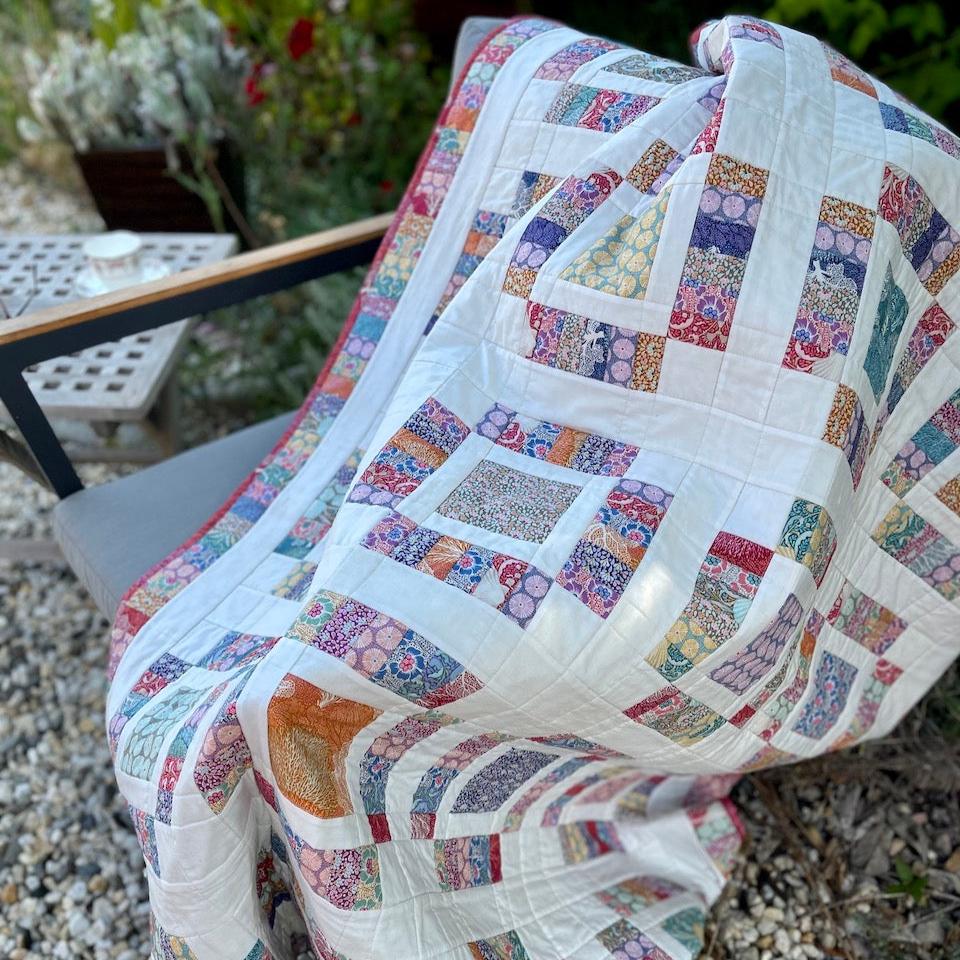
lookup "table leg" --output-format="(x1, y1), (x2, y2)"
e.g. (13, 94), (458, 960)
(156, 370), (182, 458)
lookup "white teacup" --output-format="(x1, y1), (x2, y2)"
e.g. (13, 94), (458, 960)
(82, 231), (143, 286)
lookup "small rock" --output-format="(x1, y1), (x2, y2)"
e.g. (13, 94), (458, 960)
(66, 909), (90, 939)
(913, 918), (944, 944)
(864, 843), (890, 877)
(88, 874), (108, 896)
(66, 880), (87, 904)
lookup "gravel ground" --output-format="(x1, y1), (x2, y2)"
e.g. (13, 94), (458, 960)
(0, 155), (103, 235)
(1, 159), (959, 958)
(0, 463), (149, 960)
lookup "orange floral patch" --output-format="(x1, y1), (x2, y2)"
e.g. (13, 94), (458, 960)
(268, 674), (379, 819)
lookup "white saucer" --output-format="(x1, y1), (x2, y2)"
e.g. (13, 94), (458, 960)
(75, 258), (172, 297)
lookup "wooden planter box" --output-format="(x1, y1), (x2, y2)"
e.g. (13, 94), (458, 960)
(74, 143), (246, 236)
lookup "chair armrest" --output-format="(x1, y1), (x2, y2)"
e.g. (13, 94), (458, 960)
(0, 211), (393, 498)
(0, 212), (393, 347)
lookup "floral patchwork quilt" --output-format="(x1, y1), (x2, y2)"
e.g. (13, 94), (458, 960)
(105, 16), (960, 960)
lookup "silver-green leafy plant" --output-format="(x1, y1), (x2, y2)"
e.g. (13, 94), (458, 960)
(18, 0), (249, 161)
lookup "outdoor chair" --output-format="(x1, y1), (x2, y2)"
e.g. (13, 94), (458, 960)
(0, 16), (503, 619)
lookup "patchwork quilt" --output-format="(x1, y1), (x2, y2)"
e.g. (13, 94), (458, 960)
(106, 16), (960, 960)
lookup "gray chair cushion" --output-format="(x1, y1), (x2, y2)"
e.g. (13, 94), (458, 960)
(53, 412), (294, 618)
(452, 17), (505, 82)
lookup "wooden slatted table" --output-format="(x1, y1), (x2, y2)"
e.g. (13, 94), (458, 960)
(0, 232), (237, 460)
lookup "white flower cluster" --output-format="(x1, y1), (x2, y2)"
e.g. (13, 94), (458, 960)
(18, 0), (249, 154)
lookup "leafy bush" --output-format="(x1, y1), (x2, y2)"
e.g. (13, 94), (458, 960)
(0, 3), (62, 162)
(18, 2), (249, 154)
(203, 0), (443, 237)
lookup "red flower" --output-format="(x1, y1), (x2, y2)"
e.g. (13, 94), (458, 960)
(378, 179), (395, 192)
(287, 18), (314, 60)
(245, 65), (266, 106)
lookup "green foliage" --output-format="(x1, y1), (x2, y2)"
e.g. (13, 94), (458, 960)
(0, 2), (60, 161)
(203, 0), (443, 231)
(181, 269), (363, 420)
(886, 857), (929, 904)
(90, 0), (159, 46)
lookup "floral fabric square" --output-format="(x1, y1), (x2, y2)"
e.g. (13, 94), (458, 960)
(467, 931), (530, 960)
(270, 561), (316, 602)
(606, 51), (707, 83)
(872, 502), (960, 600)
(434, 834), (501, 890)
(881, 102), (960, 159)
(880, 164), (960, 295)
(823, 42), (876, 96)
(510, 170), (559, 220)
(596, 919), (672, 960)
(428, 209), (511, 331)
(452, 747), (557, 812)
(361, 512), (552, 628)
(526, 302), (665, 391)
(625, 139), (681, 194)
(410, 732), (512, 837)
(776, 498), (837, 586)
(827, 580), (906, 655)
(781, 195), (874, 378)
(562, 189), (670, 300)
(437, 459), (581, 543)
(349, 397), (470, 508)
(669, 154), (768, 351)
(709, 593), (803, 695)
(881, 386), (960, 497)
(823, 384), (869, 488)
(267, 674), (379, 819)
(559, 821), (624, 864)
(832, 657), (903, 749)
(729, 18), (784, 46)
(595, 876), (684, 916)
(286, 589), (482, 708)
(876, 303), (955, 442)
(792, 651), (857, 739)
(937, 475), (960, 517)
(648, 531), (773, 680)
(275, 451), (360, 559)
(503, 168), (622, 297)
(863, 265), (909, 401)
(534, 37), (619, 81)
(544, 83), (659, 133)
(624, 685), (726, 745)
(558, 480), (673, 617)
